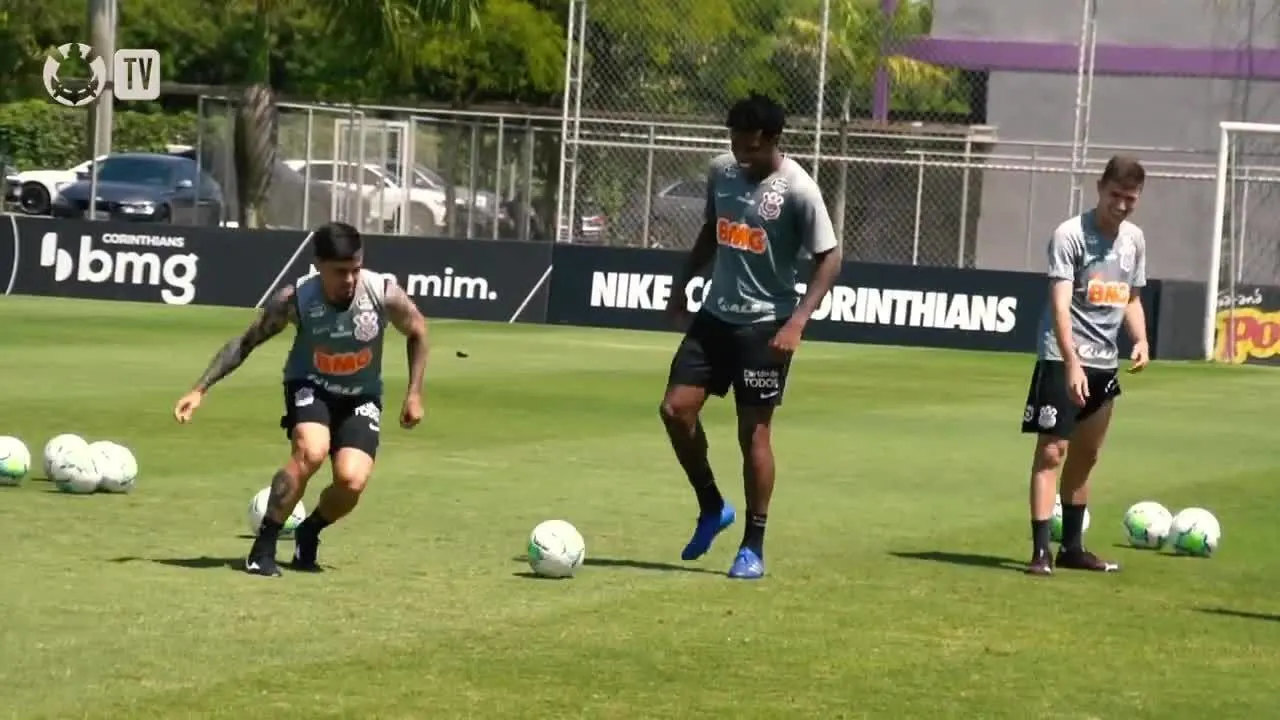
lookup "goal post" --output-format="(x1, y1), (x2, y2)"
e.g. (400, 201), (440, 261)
(1204, 121), (1280, 362)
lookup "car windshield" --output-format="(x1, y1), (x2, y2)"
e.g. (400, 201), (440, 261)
(96, 158), (175, 186)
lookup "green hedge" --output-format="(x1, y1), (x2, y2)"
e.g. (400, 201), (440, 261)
(0, 100), (199, 171)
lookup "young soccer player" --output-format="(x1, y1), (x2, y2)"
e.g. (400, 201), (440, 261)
(172, 222), (429, 577)
(659, 93), (843, 580)
(1023, 155), (1150, 576)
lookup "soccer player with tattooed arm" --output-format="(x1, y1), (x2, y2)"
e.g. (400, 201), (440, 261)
(172, 222), (429, 577)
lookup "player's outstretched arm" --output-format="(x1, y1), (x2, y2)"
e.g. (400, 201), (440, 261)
(193, 285), (297, 393)
(385, 281), (428, 398)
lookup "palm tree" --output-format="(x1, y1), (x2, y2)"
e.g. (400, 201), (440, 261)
(785, 0), (952, 241)
(234, 0), (481, 228)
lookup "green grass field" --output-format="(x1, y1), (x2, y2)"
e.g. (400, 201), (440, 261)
(1, 296), (1278, 719)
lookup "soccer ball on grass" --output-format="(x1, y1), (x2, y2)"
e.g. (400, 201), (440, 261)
(44, 433), (101, 494)
(1122, 500), (1174, 549)
(1169, 507), (1220, 557)
(247, 486), (307, 537)
(89, 441), (138, 493)
(527, 519), (586, 578)
(0, 436), (31, 486)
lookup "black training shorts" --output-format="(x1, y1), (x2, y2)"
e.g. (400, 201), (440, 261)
(1020, 359), (1121, 438)
(281, 380), (382, 459)
(666, 311), (793, 406)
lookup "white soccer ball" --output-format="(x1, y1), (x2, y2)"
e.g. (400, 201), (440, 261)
(89, 441), (138, 493)
(1169, 507), (1221, 557)
(527, 519), (586, 578)
(48, 440), (101, 494)
(247, 487), (306, 537)
(43, 433), (89, 479)
(1050, 494), (1090, 543)
(0, 436), (31, 486)
(1123, 500), (1174, 549)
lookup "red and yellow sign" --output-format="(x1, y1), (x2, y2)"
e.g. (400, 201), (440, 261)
(1214, 307), (1280, 365)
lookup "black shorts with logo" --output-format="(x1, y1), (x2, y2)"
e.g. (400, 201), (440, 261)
(1020, 360), (1121, 438)
(281, 380), (383, 459)
(667, 311), (793, 406)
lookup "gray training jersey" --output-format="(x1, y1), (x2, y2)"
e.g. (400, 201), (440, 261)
(1036, 210), (1147, 370)
(701, 154), (840, 325)
(283, 270), (392, 396)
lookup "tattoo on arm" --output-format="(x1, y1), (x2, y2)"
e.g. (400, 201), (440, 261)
(193, 286), (296, 392)
(385, 281), (428, 395)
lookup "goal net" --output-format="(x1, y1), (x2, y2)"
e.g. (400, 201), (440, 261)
(1205, 121), (1280, 363)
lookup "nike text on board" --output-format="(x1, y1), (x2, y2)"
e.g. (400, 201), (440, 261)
(587, 271), (1019, 333)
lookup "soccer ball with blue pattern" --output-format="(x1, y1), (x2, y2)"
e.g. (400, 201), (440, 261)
(1123, 501), (1174, 549)
(1169, 507), (1220, 558)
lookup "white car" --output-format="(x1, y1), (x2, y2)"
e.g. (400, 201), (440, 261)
(284, 159), (447, 234)
(6, 157), (107, 215)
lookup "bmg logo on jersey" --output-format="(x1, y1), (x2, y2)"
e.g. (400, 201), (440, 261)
(1085, 276), (1130, 307)
(38, 231), (198, 305)
(716, 218), (767, 254)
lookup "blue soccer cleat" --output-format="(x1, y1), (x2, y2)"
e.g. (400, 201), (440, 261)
(681, 503), (736, 561)
(727, 547), (765, 579)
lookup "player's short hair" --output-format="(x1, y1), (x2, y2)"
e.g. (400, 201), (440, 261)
(1100, 155), (1145, 188)
(312, 221), (362, 262)
(726, 93), (786, 140)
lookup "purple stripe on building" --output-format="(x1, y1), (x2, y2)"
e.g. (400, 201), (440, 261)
(897, 38), (1280, 80)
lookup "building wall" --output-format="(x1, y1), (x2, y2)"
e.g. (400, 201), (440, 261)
(931, 0), (1280, 284)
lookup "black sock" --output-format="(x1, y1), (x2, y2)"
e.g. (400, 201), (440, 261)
(298, 511), (332, 535)
(1061, 504), (1086, 551)
(690, 463), (724, 516)
(253, 518), (283, 557)
(741, 513), (767, 555)
(1031, 519), (1052, 556)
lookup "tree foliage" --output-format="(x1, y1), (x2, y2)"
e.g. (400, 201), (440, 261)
(0, 0), (970, 173)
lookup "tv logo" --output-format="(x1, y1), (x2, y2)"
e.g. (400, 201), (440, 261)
(42, 44), (160, 106)
(39, 231), (198, 305)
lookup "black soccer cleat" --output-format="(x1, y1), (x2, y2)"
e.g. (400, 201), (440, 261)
(244, 554), (282, 577)
(1055, 547), (1119, 573)
(289, 528), (323, 572)
(1025, 547), (1053, 576)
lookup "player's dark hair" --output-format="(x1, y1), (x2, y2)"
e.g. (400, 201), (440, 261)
(726, 93), (786, 139)
(312, 221), (362, 262)
(1100, 155), (1145, 188)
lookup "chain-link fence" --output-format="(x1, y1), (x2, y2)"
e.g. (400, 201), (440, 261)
(195, 99), (562, 239)
(555, 0), (985, 259)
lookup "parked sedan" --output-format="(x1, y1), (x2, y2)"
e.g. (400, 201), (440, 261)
(51, 153), (225, 225)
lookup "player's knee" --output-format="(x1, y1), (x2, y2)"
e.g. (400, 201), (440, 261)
(289, 444), (328, 477)
(333, 471), (369, 495)
(331, 450), (373, 494)
(1034, 437), (1069, 471)
(736, 416), (772, 453)
(1066, 443), (1102, 470)
(659, 398), (695, 426)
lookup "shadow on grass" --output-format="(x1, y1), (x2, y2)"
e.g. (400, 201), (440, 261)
(509, 555), (721, 576)
(889, 550), (1024, 572)
(110, 555), (243, 571)
(1195, 607), (1280, 623)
